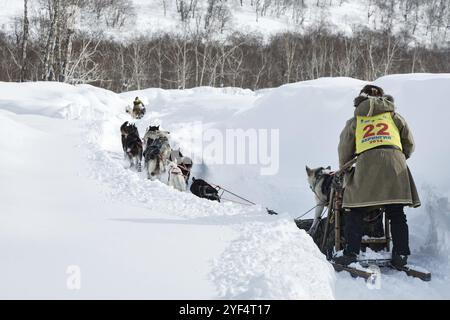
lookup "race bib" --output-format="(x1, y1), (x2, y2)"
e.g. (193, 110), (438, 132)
(355, 112), (402, 154)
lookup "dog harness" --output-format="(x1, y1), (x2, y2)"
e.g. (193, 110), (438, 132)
(355, 112), (402, 154)
(321, 174), (333, 202)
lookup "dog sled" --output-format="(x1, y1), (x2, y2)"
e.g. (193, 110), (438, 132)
(296, 159), (431, 282)
(126, 105), (146, 119)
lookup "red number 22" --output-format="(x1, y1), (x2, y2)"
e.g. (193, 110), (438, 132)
(363, 123), (390, 139)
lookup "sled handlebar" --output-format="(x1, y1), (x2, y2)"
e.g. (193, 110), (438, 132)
(335, 157), (357, 176)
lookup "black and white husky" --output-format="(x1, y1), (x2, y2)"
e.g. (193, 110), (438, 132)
(120, 122), (142, 171)
(305, 166), (334, 235)
(120, 121), (138, 157)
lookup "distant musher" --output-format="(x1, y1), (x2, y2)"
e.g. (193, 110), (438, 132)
(127, 97), (146, 119)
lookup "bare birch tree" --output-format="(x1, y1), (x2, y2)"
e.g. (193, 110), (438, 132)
(20, 0), (30, 82)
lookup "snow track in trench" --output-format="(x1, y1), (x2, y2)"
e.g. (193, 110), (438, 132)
(83, 110), (336, 299)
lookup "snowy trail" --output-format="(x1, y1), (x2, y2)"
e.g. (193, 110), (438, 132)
(0, 113), (237, 299)
(81, 106), (334, 299)
(0, 83), (333, 299)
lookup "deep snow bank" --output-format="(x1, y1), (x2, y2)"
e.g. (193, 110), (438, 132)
(211, 219), (335, 299)
(374, 74), (450, 191)
(0, 82), (127, 120)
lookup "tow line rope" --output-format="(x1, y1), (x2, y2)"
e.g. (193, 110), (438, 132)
(211, 184), (256, 205)
(220, 197), (253, 206)
(295, 205), (328, 221)
(210, 183), (278, 215)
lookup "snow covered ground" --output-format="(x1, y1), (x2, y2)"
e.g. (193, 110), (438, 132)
(1, 74), (450, 299)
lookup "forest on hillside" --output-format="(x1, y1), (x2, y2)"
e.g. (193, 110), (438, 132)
(1, 0), (449, 91)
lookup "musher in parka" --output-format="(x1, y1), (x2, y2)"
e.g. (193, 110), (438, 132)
(133, 96), (144, 111)
(334, 84), (421, 269)
(134, 97), (144, 108)
(131, 97), (146, 119)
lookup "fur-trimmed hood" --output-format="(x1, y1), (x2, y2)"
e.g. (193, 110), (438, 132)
(354, 95), (396, 117)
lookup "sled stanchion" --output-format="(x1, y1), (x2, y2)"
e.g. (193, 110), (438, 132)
(320, 188), (335, 253)
(327, 158), (356, 252)
(385, 214), (391, 252)
(335, 196), (341, 252)
(334, 188), (344, 252)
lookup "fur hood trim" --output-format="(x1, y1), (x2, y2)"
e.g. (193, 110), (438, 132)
(354, 96), (396, 117)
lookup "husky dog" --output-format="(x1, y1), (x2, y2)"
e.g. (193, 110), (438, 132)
(120, 122), (138, 154)
(178, 156), (193, 184)
(190, 177), (220, 202)
(143, 125), (170, 149)
(167, 160), (187, 192)
(144, 135), (171, 180)
(124, 131), (143, 172)
(169, 148), (183, 163)
(169, 149), (193, 185)
(120, 122), (141, 166)
(305, 166), (334, 235)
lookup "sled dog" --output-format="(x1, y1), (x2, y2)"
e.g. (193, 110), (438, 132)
(120, 122), (142, 171)
(144, 136), (171, 180)
(167, 160), (187, 192)
(190, 178), (220, 202)
(305, 166), (333, 235)
(120, 121), (139, 157)
(143, 125), (170, 149)
(124, 132), (143, 172)
(169, 149), (193, 184)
